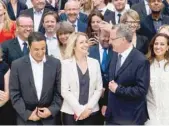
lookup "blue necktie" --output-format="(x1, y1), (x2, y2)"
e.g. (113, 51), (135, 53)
(23, 42), (28, 55)
(101, 48), (108, 72)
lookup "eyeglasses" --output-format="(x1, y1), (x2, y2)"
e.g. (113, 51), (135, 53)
(18, 25), (34, 29)
(110, 36), (124, 41)
(125, 21), (139, 25)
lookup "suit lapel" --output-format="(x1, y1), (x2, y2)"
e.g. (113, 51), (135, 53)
(13, 38), (23, 57)
(116, 49), (134, 77)
(109, 52), (117, 80)
(24, 56), (38, 101)
(39, 57), (52, 101)
(141, 2), (147, 16)
(105, 48), (113, 70)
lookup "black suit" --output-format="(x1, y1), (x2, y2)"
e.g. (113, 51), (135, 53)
(104, 9), (116, 24)
(131, 1), (148, 21)
(20, 8), (49, 33)
(9, 55), (63, 125)
(138, 14), (169, 41)
(7, 1), (28, 21)
(1, 38), (29, 67)
(128, 0), (143, 7)
(105, 48), (150, 125)
(136, 34), (149, 54)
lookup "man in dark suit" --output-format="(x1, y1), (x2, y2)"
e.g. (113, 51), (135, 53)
(138, 0), (169, 41)
(9, 32), (63, 125)
(59, 0), (87, 32)
(131, 0), (151, 21)
(104, 24), (150, 125)
(2, 14), (33, 67)
(89, 29), (113, 125)
(128, 0), (143, 7)
(20, 0), (49, 33)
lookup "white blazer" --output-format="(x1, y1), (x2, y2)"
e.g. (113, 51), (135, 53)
(61, 57), (103, 117)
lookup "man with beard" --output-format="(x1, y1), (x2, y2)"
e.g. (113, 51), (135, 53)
(88, 29), (113, 125)
(60, 0), (87, 32)
(20, 0), (49, 33)
(139, 0), (169, 41)
(43, 11), (61, 59)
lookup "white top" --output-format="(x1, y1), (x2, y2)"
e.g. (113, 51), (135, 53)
(33, 9), (44, 32)
(45, 34), (61, 59)
(144, 0), (151, 15)
(119, 45), (133, 66)
(17, 36), (28, 51)
(29, 54), (46, 100)
(26, 0), (33, 8)
(146, 59), (169, 125)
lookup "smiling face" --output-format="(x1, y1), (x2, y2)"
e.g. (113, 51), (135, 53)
(74, 35), (89, 55)
(153, 36), (169, 60)
(91, 15), (102, 32)
(58, 32), (71, 45)
(113, 0), (126, 12)
(125, 16), (139, 33)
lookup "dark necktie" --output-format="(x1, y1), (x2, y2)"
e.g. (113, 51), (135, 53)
(23, 42), (28, 55)
(115, 54), (122, 76)
(118, 13), (121, 23)
(101, 48), (108, 72)
(72, 24), (76, 28)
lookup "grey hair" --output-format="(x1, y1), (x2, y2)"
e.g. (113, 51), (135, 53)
(115, 23), (133, 43)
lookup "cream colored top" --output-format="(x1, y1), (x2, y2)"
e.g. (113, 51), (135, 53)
(146, 59), (169, 125)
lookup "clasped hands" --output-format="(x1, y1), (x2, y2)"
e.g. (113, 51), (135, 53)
(0, 90), (9, 107)
(78, 106), (92, 121)
(28, 107), (52, 121)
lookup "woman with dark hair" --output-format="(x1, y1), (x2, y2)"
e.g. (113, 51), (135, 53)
(146, 33), (169, 125)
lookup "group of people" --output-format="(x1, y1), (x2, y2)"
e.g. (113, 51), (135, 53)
(0, 0), (169, 125)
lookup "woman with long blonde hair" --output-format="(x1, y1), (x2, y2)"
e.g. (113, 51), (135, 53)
(0, 0), (16, 43)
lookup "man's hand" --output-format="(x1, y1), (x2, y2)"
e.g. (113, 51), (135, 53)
(101, 105), (107, 116)
(109, 80), (118, 93)
(78, 107), (92, 120)
(28, 107), (40, 121)
(99, 21), (114, 33)
(0, 90), (9, 107)
(37, 107), (52, 119)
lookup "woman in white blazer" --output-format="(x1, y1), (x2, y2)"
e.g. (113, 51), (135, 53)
(61, 32), (103, 125)
(146, 33), (169, 125)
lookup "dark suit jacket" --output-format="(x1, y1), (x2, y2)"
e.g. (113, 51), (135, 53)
(20, 8), (49, 33)
(7, 1), (28, 21)
(1, 38), (29, 67)
(59, 12), (88, 23)
(128, 0), (143, 7)
(105, 48), (150, 125)
(77, 20), (87, 32)
(136, 34), (149, 54)
(104, 9), (116, 24)
(45, 0), (58, 12)
(138, 14), (169, 41)
(162, 0), (169, 16)
(131, 1), (147, 21)
(9, 55), (62, 125)
(88, 44), (113, 88)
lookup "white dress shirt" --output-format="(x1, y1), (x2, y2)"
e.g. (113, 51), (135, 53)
(144, 0), (151, 15)
(33, 9), (44, 32)
(26, 0), (33, 8)
(29, 54), (46, 100)
(98, 6), (108, 15)
(119, 45), (133, 66)
(45, 34), (61, 59)
(114, 9), (127, 24)
(17, 36), (28, 51)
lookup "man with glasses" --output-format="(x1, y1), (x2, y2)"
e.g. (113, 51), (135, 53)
(2, 14), (33, 67)
(103, 24), (150, 125)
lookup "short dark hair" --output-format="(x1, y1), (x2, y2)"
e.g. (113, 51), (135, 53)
(42, 11), (58, 23)
(28, 32), (46, 46)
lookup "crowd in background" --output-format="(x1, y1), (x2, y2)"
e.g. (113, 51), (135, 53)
(0, 0), (169, 125)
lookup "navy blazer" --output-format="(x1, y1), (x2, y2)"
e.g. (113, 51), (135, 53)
(59, 12), (88, 23)
(131, 1), (147, 21)
(88, 44), (113, 88)
(138, 14), (169, 41)
(105, 48), (150, 125)
(77, 20), (87, 32)
(20, 8), (50, 34)
(7, 1), (28, 21)
(1, 38), (29, 67)
(104, 9), (116, 24)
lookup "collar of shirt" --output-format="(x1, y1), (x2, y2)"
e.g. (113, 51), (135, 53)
(29, 54), (46, 64)
(119, 45), (133, 61)
(17, 36), (28, 50)
(67, 19), (78, 27)
(33, 8), (44, 14)
(151, 14), (163, 21)
(153, 58), (167, 68)
(45, 34), (57, 40)
(144, 0), (148, 5)
(98, 6), (108, 15)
